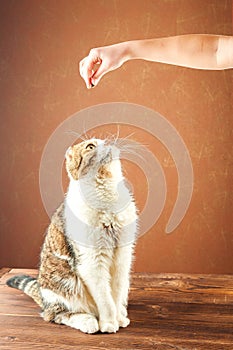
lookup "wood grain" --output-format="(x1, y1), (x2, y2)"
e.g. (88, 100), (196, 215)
(0, 268), (10, 278)
(0, 269), (233, 349)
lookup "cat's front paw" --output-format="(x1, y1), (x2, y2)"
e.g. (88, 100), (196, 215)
(54, 313), (99, 334)
(80, 315), (99, 334)
(99, 320), (119, 333)
(116, 305), (130, 327)
(118, 316), (130, 328)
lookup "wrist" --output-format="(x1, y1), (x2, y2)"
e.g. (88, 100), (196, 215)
(123, 40), (140, 61)
(123, 40), (152, 61)
(115, 41), (143, 63)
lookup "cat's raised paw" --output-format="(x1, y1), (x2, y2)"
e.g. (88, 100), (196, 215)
(99, 320), (119, 333)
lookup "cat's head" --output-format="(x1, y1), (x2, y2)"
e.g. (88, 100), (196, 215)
(65, 138), (121, 181)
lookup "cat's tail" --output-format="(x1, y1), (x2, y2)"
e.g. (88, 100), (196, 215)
(6, 275), (43, 308)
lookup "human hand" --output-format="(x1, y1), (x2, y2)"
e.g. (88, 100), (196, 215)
(79, 42), (130, 88)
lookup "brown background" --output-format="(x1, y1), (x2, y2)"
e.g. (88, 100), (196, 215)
(0, 0), (232, 274)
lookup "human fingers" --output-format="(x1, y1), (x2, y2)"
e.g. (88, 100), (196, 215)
(90, 60), (110, 87)
(79, 48), (103, 88)
(79, 56), (96, 89)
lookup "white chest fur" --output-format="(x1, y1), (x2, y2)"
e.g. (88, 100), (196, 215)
(64, 162), (138, 248)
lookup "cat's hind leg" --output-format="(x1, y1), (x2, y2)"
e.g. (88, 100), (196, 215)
(40, 291), (99, 334)
(54, 312), (99, 334)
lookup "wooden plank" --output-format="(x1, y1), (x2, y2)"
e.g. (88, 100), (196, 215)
(0, 268), (10, 278)
(130, 273), (233, 305)
(0, 269), (233, 349)
(1, 316), (233, 350)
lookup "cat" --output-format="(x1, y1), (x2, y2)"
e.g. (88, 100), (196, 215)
(7, 138), (138, 334)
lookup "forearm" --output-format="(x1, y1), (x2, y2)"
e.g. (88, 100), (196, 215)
(79, 34), (233, 88)
(124, 35), (233, 70)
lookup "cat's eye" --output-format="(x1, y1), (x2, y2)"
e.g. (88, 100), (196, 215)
(86, 143), (96, 150)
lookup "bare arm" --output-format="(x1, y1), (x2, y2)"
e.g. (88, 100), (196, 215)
(127, 35), (233, 69)
(79, 35), (233, 88)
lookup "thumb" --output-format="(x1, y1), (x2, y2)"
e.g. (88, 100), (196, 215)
(91, 61), (109, 86)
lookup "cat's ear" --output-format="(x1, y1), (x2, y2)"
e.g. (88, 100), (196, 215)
(65, 147), (73, 161)
(65, 146), (80, 180)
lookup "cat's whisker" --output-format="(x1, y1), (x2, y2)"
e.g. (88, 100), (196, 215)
(65, 131), (86, 142)
(117, 143), (150, 157)
(80, 134), (90, 142)
(122, 151), (146, 163)
(65, 130), (79, 137)
(114, 124), (120, 144)
(117, 139), (149, 149)
(104, 132), (118, 145)
(119, 146), (148, 162)
(117, 132), (136, 144)
(82, 122), (90, 141)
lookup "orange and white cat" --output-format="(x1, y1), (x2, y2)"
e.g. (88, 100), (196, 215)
(7, 139), (138, 334)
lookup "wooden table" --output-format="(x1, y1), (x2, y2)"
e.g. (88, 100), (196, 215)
(0, 269), (233, 349)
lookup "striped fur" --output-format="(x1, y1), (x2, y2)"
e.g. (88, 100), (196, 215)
(6, 275), (43, 308)
(6, 139), (138, 334)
